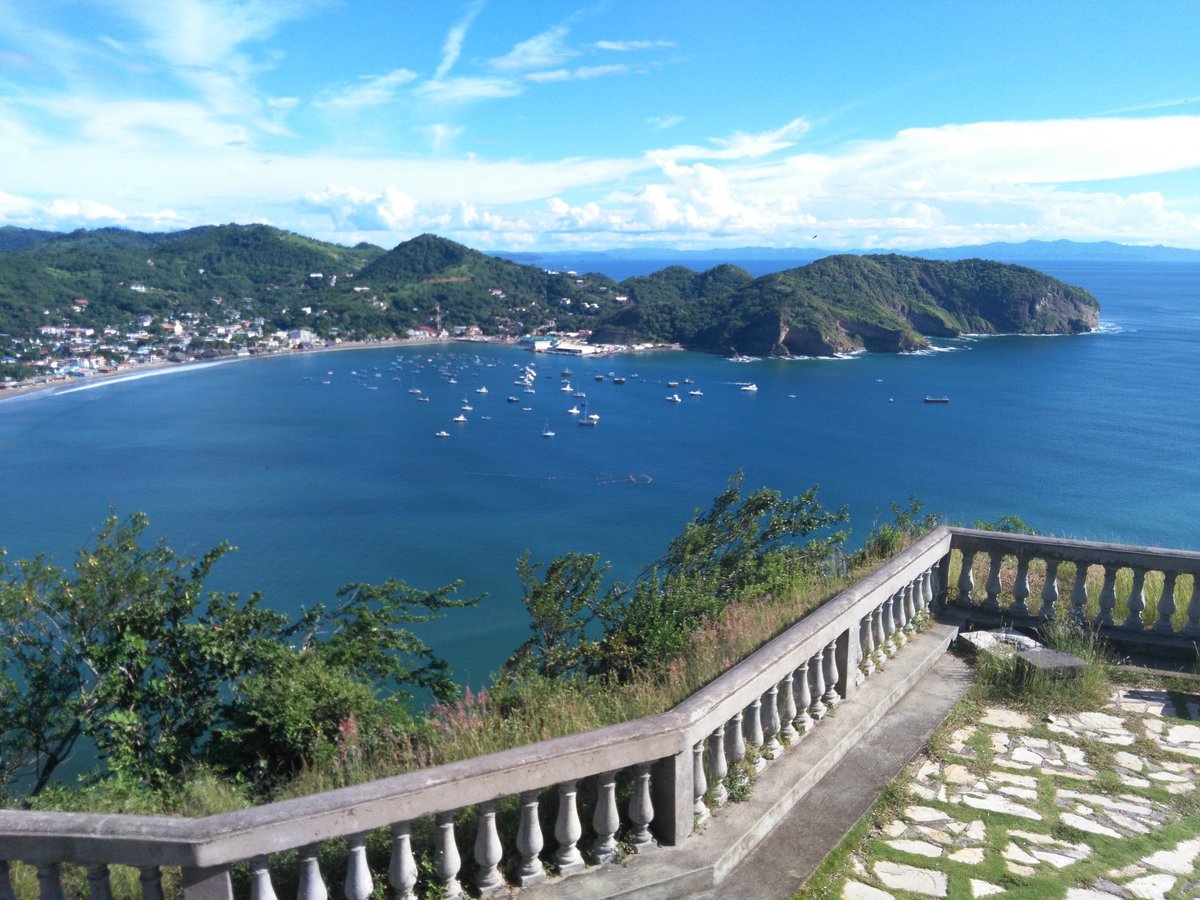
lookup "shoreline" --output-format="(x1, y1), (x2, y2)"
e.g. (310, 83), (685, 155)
(0, 337), (682, 407)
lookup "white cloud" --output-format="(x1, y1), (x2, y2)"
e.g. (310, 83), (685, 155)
(652, 118), (810, 162)
(417, 76), (522, 103)
(648, 115), (685, 130)
(315, 69), (418, 110)
(302, 184), (417, 231)
(593, 40), (675, 52)
(435, 0), (485, 80)
(488, 25), (576, 72)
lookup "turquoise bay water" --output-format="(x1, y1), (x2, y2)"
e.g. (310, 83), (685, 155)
(1, 261), (1197, 685)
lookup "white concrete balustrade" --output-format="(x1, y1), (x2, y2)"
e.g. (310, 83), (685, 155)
(0, 528), (1014, 900)
(950, 530), (1200, 647)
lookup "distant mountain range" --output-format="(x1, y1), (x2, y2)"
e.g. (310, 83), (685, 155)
(495, 239), (1200, 270)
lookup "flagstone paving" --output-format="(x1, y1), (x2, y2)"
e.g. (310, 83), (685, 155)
(837, 687), (1200, 899)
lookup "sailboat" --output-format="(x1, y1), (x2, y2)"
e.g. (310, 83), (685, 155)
(542, 422), (556, 437)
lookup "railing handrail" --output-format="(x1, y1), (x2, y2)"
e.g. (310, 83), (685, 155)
(0, 529), (953, 869)
(949, 527), (1200, 574)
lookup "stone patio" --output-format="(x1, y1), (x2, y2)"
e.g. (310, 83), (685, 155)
(837, 687), (1200, 899)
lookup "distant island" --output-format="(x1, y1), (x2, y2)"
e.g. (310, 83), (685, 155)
(0, 226), (1100, 383)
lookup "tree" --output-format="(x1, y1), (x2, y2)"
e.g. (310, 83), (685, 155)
(504, 551), (613, 680)
(0, 513), (477, 801)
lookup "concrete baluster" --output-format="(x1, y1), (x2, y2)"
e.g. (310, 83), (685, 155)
(434, 811), (463, 899)
(1155, 571), (1179, 634)
(628, 763), (656, 852)
(692, 741), (710, 822)
(809, 650), (828, 719)
(36, 864), (65, 900)
(780, 672), (800, 743)
(1098, 564), (1118, 627)
(1011, 555), (1031, 617)
(85, 865), (114, 900)
(343, 833), (373, 900)
(881, 594), (897, 656)
(762, 685), (782, 759)
(707, 726), (729, 805)
(472, 803), (504, 896)
(389, 822), (419, 900)
(889, 590), (907, 648)
(592, 770), (621, 863)
(553, 780), (585, 873)
(822, 642), (841, 707)
(871, 604), (887, 667)
(743, 697), (765, 771)
(726, 710), (746, 765)
(921, 567), (935, 615)
(903, 582), (918, 636)
(1070, 563), (1090, 621)
(1124, 568), (1147, 630)
(514, 790), (546, 886)
(957, 550), (977, 607)
(984, 551), (1004, 612)
(859, 613), (875, 678)
(137, 868), (165, 900)
(793, 662), (813, 734)
(248, 857), (278, 900)
(1186, 577), (1200, 636)
(1041, 559), (1061, 619)
(297, 844), (329, 900)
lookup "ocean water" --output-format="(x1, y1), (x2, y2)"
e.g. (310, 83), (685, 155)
(1, 260), (1197, 686)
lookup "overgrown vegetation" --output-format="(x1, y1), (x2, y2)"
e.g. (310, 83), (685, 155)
(0, 475), (933, 813)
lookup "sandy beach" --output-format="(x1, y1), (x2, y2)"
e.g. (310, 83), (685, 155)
(0, 337), (461, 406)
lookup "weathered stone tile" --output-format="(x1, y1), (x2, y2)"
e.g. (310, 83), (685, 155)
(1165, 723), (1200, 744)
(884, 839), (943, 858)
(881, 819), (908, 837)
(988, 771), (1038, 788)
(1124, 871), (1176, 899)
(1108, 863), (1147, 878)
(1066, 888), (1129, 899)
(1003, 842), (1040, 865)
(873, 860), (948, 896)
(1006, 861), (1037, 876)
(949, 847), (985, 864)
(942, 763), (977, 785)
(1141, 836), (1200, 875)
(964, 820), (987, 841)
(969, 878), (1005, 897)
(998, 784), (1039, 801)
(982, 708), (1030, 729)
(842, 881), (895, 899)
(962, 793), (1042, 819)
(1031, 848), (1082, 868)
(904, 805), (950, 823)
(989, 732), (1009, 753)
(1114, 750), (1145, 771)
(1060, 812), (1121, 837)
(1011, 746), (1044, 765)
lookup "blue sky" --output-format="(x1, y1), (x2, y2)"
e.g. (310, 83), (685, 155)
(2, 0), (1199, 250)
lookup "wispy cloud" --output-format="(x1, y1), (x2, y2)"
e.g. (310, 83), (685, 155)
(648, 115), (685, 130)
(524, 63), (628, 84)
(651, 118), (810, 161)
(593, 39), (675, 52)
(488, 24), (576, 72)
(417, 76), (522, 103)
(314, 69), (418, 110)
(435, 0), (486, 80)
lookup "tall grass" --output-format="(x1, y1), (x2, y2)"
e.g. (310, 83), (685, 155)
(972, 619), (1113, 715)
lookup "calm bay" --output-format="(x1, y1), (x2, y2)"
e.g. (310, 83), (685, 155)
(1, 259), (1197, 685)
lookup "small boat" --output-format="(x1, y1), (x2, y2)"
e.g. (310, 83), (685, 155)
(567, 406), (581, 415)
(688, 389), (703, 397)
(741, 383), (758, 392)
(507, 395), (520, 403)
(667, 380), (679, 388)
(667, 393), (682, 403)
(476, 386), (488, 394)
(451, 414), (467, 422)
(561, 369), (573, 377)
(418, 396), (430, 402)
(461, 403), (473, 411)
(578, 417), (597, 427)
(684, 378), (695, 384)
(924, 396), (950, 404)
(561, 384), (573, 392)
(613, 376), (626, 385)
(573, 391), (587, 399)
(435, 430), (450, 438)
(594, 374), (605, 382)
(542, 423), (555, 437)
(408, 387), (423, 394)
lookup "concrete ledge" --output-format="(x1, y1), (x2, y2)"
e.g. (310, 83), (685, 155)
(520, 620), (961, 899)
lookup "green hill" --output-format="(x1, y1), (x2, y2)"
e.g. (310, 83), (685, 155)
(0, 228), (1098, 355)
(593, 254), (1099, 356)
